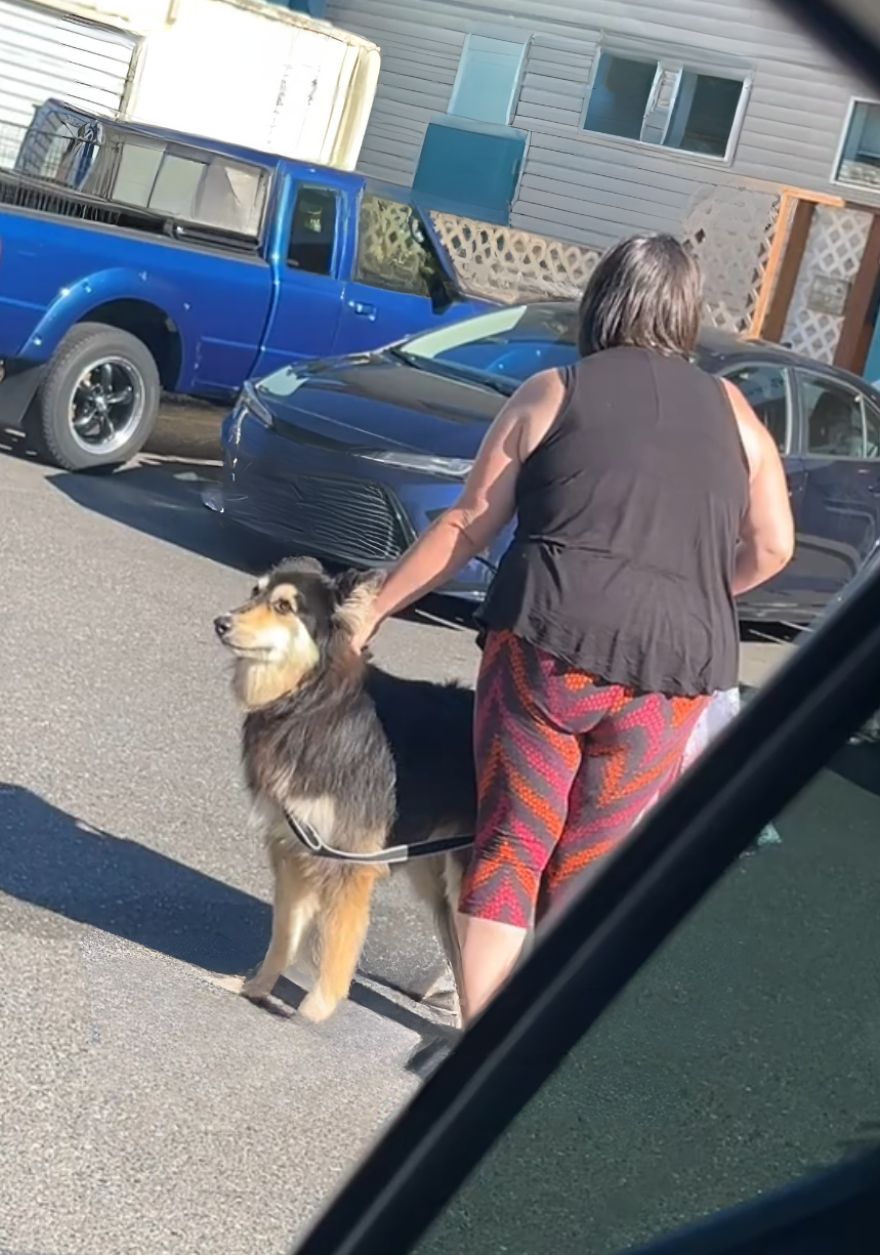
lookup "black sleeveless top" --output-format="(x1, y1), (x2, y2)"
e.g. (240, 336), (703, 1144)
(477, 346), (750, 696)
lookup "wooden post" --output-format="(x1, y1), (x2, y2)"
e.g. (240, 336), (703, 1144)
(749, 191), (795, 339)
(752, 196), (815, 342)
(834, 212), (880, 373)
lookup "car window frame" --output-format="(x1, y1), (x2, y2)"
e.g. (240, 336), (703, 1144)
(796, 367), (869, 462)
(293, 553), (880, 1255)
(858, 388), (880, 458)
(718, 360), (795, 455)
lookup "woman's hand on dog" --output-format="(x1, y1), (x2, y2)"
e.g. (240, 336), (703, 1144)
(348, 610), (380, 657)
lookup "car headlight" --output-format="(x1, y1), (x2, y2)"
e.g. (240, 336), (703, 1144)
(235, 380), (276, 430)
(357, 450), (473, 480)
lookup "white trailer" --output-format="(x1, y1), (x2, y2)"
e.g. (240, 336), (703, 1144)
(0, 0), (379, 171)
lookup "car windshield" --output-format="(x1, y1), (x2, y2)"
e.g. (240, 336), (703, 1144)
(394, 302), (579, 384)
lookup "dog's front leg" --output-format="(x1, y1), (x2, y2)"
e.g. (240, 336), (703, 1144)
(242, 851), (317, 1001)
(299, 866), (379, 1023)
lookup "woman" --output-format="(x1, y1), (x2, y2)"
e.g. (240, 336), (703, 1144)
(350, 234), (794, 1024)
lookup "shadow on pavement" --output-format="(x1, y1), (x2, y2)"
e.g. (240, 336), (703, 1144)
(0, 782), (449, 1045)
(48, 458), (479, 632)
(49, 457), (275, 573)
(0, 780), (267, 974)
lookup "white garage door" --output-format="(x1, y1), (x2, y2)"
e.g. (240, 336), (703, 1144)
(0, 0), (137, 141)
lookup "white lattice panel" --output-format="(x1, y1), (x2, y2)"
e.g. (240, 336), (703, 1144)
(430, 214), (600, 304)
(782, 206), (873, 363)
(428, 185), (780, 332)
(681, 185), (782, 333)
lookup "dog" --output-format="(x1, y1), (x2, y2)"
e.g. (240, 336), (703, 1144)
(214, 556), (476, 1024)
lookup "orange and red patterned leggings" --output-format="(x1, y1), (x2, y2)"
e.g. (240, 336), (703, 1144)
(459, 629), (710, 930)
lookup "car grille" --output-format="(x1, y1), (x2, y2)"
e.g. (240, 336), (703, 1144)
(260, 472), (410, 564)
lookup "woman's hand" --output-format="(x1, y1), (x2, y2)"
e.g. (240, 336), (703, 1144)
(349, 611), (379, 657)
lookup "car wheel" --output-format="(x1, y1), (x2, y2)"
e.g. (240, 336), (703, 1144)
(29, 322), (161, 472)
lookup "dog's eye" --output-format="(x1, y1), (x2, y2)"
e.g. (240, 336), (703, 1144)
(274, 599), (292, 615)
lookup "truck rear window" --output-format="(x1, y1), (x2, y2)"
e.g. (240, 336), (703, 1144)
(8, 117), (267, 239)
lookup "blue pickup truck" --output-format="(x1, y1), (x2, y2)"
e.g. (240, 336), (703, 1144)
(0, 101), (490, 470)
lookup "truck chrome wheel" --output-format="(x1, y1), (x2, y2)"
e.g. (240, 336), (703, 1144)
(69, 357), (145, 455)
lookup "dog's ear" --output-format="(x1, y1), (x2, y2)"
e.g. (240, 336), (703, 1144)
(277, 555), (326, 577)
(333, 568), (385, 606)
(333, 569), (385, 640)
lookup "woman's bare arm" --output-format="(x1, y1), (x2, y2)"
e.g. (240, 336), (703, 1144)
(722, 380), (795, 596)
(349, 369), (566, 651)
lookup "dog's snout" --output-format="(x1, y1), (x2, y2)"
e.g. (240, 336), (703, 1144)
(214, 614), (233, 639)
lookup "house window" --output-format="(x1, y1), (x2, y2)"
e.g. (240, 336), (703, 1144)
(448, 34), (527, 126)
(834, 100), (880, 191)
(584, 49), (748, 160)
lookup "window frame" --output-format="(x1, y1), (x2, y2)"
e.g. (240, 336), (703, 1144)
(447, 32), (529, 127)
(860, 388), (880, 457)
(796, 368), (872, 462)
(718, 360), (795, 455)
(581, 43), (753, 165)
(830, 95), (880, 191)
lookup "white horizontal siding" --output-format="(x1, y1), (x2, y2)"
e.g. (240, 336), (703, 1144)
(328, 0), (880, 244)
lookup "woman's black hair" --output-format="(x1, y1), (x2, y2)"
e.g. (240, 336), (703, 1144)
(577, 233), (703, 359)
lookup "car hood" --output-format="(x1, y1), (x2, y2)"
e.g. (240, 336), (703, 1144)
(256, 352), (506, 458)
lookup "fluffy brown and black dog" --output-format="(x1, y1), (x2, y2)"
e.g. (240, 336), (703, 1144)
(214, 556), (476, 1024)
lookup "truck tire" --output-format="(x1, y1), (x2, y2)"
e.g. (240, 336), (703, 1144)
(30, 322), (161, 472)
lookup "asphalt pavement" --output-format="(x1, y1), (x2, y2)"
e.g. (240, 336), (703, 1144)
(0, 405), (831, 1255)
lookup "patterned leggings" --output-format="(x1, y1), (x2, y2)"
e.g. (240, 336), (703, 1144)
(459, 629), (710, 929)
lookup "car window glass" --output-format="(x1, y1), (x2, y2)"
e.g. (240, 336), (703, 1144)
(355, 194), (443, 298)
(288, 185), (338, 275)
(414, 723), (880, 1255)
(800, 374), (866, 458)
(861, 393), (880, 458)
(723, 363), (790, 452)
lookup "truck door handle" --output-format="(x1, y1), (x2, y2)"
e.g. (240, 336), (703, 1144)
(349, 300), (377, 321)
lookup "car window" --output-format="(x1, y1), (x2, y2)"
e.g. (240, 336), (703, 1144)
(723, 363), (790, 453)
(288, 185), (338, 275)
(861, 393), (880, 458)
(355, 194), (445, 298)
(414, 726), (880, 1254)
(800, 373), (866, 458)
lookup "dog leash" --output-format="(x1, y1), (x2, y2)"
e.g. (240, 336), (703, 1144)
(282, 809), (474, 866)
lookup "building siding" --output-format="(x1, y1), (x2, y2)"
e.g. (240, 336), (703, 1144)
(327, 0), (879, 248)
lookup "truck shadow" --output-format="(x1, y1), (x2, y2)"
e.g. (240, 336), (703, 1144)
(0, 782), (450, 1045)
(49, 457), (273, 573)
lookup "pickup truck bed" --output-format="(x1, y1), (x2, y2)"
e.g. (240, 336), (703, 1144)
(0, 103), (490, 470)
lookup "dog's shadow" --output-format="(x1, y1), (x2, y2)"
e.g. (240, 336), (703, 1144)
(0, 783), (458, 1057)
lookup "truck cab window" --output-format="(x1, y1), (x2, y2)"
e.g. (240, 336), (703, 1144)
(356, 194), (445, 300)
(288, 186), (338, 275)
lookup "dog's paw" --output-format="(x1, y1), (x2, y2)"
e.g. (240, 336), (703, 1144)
(298, 989), (337, 1023)
(241, 973), (276, 1001)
